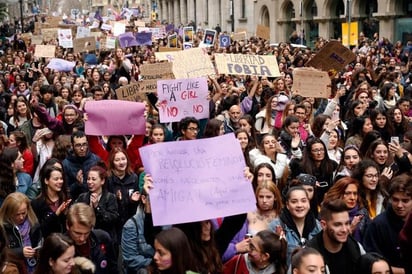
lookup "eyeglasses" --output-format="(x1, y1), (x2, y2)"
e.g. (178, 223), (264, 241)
(74, 143), (88, 149)
(311, 148), (325, 153)
(187, 127), (199, 132)
(364, 174), (379, 179)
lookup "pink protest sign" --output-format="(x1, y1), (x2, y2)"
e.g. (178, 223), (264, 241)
(157, 77), (209, 123)
(84, 100), (146, 135)
(139, 134), (256, 226)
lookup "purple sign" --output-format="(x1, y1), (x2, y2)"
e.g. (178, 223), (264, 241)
(118, 32), (139, 48)
(139, 134), (256, 226)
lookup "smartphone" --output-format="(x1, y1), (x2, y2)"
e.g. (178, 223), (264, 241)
(33, 245), (42, 250)
(244, 233), (253, 239)
(391, 136), (399, 144)
(390, 162), (399, 173)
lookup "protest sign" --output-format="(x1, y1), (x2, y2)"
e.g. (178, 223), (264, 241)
(136, 32), (152, 46)
(220, 35), (231, 48)
(84, 100), (146, 135)
(292, 68), (331, 98)
(76, 27), (91, 38)
(183, 43), (192, 50)
(139, 62), (174, 93)
(168, 33), (177, 47)
(202, 29), (216, 46)
(305, 40), (356, 73)
(256, 24), (270, 40)
(73, 36), (96, 53)
(31, 35), (43, 45)
(46, 58), (75, 72)
(34, 45), (56, 58)
(135, 20), (146, 27)
(113, 22), (126, 36)
(158, 47), (181, 52)
(172, 48), (215, 78)
(183, 26), (194, 43)
(58, 29), (73, 48)
(342, 22), (359, 47)
(118, 32), (139, 48)
(157, 77), (209, 123)
(105, 37), (116, 49)
(215, 53), (281, 77)
(139, 133), (256, 226)
(116, 83), (145, 101)
(42, 28), (58, 41)
(165, 24), (174, 32)
(232, 31), (247, 42)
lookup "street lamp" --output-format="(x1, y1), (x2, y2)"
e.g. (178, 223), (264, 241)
(347, 0), (352, 48)
(19, 0), (24, 31)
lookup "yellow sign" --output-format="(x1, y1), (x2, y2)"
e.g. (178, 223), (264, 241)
(341, 22), (358, 46)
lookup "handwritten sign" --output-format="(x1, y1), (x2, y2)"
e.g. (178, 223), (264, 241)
(139, 134), (256, 226)
(292, 68), (331, 98)
(232, 31), (247, 42)
(139, 62), (174, 93)
(305, 40), (356, 73)
(34, 45), (56, 58)
(172, 48), (215, 78)
(84, 100), (146, 135)
(157, 77), (209, 123)
(116, 83), (145, 101)
(76, 27), (91, 38)
(73, 36), (96, 53)
(31, 35), (43, 45)
(256, 24), (270, 40)
(215, 53), (281, 77)
(42, 28), (58, 41)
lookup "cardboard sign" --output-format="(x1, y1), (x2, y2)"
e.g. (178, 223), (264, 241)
(85, 100), (146, 135)
(139, 133), (256, 226)
(172, 48), (215, 79)
(256, 24), (270, 40)
(158, 47), (181, 52)
(135, 20), (146, 27)
(139, 62), (174, 93)
(73, 36), (96, 53)
(31, 35), (43, 45)
(292, 68), (331, 98)
(76, 27), (91, 38)
(42, 28), (59, 41)
(116, 83), (145, 101)
(215, 53), (281, 77)
(58, 29), (73, 48)
(157, 77), (209, 123)
(305, 40), (356, 73)
(34, 45), (56, 58)
(46, 16), (62, 27)
(232, 31), (247, 42)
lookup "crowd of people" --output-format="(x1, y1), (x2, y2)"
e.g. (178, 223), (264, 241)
(0, 13), (411, 274)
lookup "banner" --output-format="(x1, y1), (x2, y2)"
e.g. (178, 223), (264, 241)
(34, 45), (56, 58)
(215, 53), (281, 77)
(305, 40), (356, 73)
(139, 134), (256, 226)
(73, 36), (96, 53)
(139, 62), (174, 93)
(157, 77), (209, 123)
(84, 100), (145, 135)
(46, 58), (75, 72)
(291, 68), (331, 98)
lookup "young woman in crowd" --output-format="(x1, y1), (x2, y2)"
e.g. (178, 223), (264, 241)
(9, 95), (32, 129)
(344, 100), (366, 129)
(388, 106), (410, 142)
(239, 115), (258, 147)
(255, 95), (278, 136)
(203, 118), (224, 138)
(278, 115), (303, 159)
(106, 148), (140, 242)
(34, 233), (76, 274)
(0, 192), (42, 273)
(345, 115), (374, 148)
(75, 165), (119, 245)
(356, 252), (393, 274)
(290, 247), (326, 274)
(369, 108), (394, 143)
(235, 129), (254, 170)
(352, 159), (388, 219)
(334, 145), (362, 180)
(31, 165), (71, 238)
(8, 130), (34, 176)
(269, 186), (321, 266)
(289, 138), (338, 206)
(223, 230), (287, 274)
(359, 130), (382, 157)
(249, 134), (289, 183)
(323, 177), (370, 242)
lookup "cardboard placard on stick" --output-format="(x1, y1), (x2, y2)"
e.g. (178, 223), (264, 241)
(41, 28), (59, 41)
(73, 37), (96, 53)
(232, 32), (247, 42)
(256, 24), (270, 40)
(215, 53), (280, 77)
(291, 68), (331, 98)
(116, 83), (145, 101)
(158, 47), (181, 52)
(34, 45), (56, 58)
(139, 62), (175, 93)
(305, 40), (356, 73)
(172, 48), (215, 78)
(31, 35), (43, 45)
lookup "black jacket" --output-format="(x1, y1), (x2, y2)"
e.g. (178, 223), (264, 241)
(31, 197), (67, 239)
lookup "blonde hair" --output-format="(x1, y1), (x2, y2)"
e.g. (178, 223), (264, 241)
(67, 203), (96, 228)
(0, 192), (38, 227)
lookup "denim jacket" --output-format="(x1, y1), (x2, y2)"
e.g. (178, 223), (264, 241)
(121, 206), (154, 273)
(269, 218), (321, 266)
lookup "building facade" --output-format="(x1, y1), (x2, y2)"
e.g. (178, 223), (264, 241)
(158, 0), (412, 46)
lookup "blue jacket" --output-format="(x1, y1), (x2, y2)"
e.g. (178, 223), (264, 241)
(121, 206), (154, 273)
(62, 149), (100, 200)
